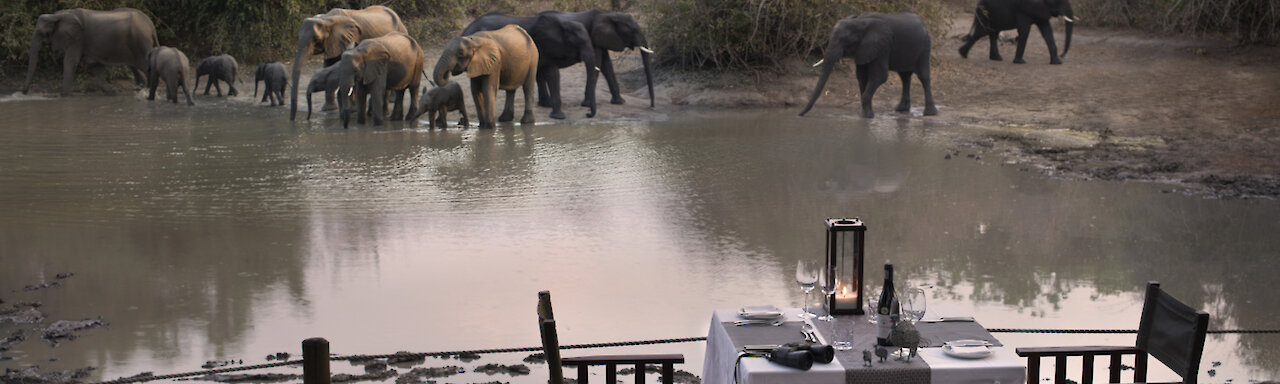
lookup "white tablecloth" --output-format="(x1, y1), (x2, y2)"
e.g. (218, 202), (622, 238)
(702, 307), (1026, 384)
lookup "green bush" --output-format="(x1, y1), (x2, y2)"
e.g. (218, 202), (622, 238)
(1071, 0), (1278, 43)
(641, 0), (948, 71)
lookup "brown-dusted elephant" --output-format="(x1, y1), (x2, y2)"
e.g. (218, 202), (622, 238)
(289, 5), (407, 121)
(335, 33), (425, 129)
(146, 46), (194, 105)
(23, 8), (158, 96)
(433, 25), (538, 129)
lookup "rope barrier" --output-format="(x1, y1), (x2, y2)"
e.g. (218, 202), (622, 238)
(86, 337), (708, 384)
(84, 329), (1280, 384)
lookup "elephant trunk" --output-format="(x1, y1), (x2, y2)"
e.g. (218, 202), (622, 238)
(432, 55), (453, 88)
(1062, 19), (1073, 58)
(338, 78), (353, 129)
(799, 50), (840, 116)
(23, 34), (43, 94)
(306, 88), (313, 120)
(641, 50), (654, 108)
(289, 38), (313, 121)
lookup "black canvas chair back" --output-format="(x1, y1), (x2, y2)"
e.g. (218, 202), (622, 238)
(536, 290), (684, 384)
(1017, 281), (1210, 384)
(1136, 282), (1210, 384)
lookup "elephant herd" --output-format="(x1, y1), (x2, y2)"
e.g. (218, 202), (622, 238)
(24, 0), (1073, 124)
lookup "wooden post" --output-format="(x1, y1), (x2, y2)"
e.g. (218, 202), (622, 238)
(303, 337), (331, 384)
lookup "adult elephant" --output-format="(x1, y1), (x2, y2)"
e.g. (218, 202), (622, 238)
(544, 10), (654, 109)
(23, 8), (158, 96)
(289, 5), (406, 121)
(462, 12), (599, 119)
(958, 0), (1074, 64)
(798, 12), (937, 118)
(336, 32), (424, 129)
(433, 25), (538, 129)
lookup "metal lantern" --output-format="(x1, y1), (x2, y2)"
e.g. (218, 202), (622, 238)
(824, 218), (866, 315)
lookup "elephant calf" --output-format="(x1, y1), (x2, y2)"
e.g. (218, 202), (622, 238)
(413, 82), (468, 129)
(255, 62), (288, 106)
(305, 65), (341, 120)
(147, 46), (194, 106)
(194, 54), (239, 97)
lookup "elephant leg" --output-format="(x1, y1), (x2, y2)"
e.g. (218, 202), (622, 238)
(406, 87), (420, 125)
(1037, 20), (1062, 64)
(988, 32), (1003, 61)
(598, 50), (625, 105)
(61, 47), (82, 97)
(435, 108), (447, 128)
(1013, 19), (1032, 64)
(203, 77), (213, 95)
(182, 80), (195, 106)
(147, 69), (159, 100)
(959, 23), (980, 58)
(855, 66), (869, 95)
(896, 72), (912, 113)
(520, 72), (536, 124)
(166, 76), (179, 103)
(472, 77), (494, 129)
(917, 61), (938, 116)
(544, 66), (565, 119)
(537, 71), (552, 108)
(130, 66), (148, 90)
(227, 80), (238, 97)
(390, 89), (406, 121)
(499, 89), (516, 122)
(371, 86), (388, 126)
(859, 68), (888, 119)
(457, 100), (469, 127)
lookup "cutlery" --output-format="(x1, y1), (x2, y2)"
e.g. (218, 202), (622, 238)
(920, 316), (976, 323)
(801, 323), (817, 343)
(734, 319), (786, 326)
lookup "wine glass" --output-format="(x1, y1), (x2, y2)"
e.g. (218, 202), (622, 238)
(795, 260), (818, 319)
(901, 287), (927, 323)
(865, 287), (881, 324)
(816, 268), (837, 322)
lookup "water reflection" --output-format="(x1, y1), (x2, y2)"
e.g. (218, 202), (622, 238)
(0, 97), (1276, 382)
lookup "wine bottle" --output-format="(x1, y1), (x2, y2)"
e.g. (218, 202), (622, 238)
(876, 262), (896, 346)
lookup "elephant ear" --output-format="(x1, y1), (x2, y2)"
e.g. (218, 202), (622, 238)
(466, 37), (501, 78)
(853, 20), (892, 66)
(357, 45), (389, 85)
(324, 18), (358, 59)
(48, 13), (83, 51)
(591, 15), (627, 51)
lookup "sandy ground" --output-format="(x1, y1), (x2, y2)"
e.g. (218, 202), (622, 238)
(12, 11), (1280, 199)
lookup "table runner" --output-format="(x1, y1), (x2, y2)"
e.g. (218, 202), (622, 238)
(810, 313), (931, 384)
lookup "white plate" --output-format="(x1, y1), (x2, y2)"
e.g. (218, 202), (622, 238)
(739, 305), (783, 320)
(942, 341), (992, 359)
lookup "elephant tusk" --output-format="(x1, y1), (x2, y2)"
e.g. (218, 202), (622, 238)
(1063, 16), (1075, 22)
(812, 59), (824, 67)
(347, 88), (353, 97)
(639, 46), (655, 54)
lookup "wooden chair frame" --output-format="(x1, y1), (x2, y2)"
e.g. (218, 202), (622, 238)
(1016, 282), (1209, 384)
(538, 291), (685, 384)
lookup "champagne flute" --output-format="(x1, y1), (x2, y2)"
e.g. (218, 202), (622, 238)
(902, 287), (927, 323)
(866, 287), (881, 324)
(795, 260), (818, 319)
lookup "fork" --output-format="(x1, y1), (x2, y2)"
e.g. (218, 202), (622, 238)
(733, 319), (786, 326)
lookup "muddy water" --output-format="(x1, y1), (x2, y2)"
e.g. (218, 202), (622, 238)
(1, 95), (1277, 383)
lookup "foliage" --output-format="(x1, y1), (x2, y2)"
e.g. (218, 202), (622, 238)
(641, 0), (948, 71)
(1072, 0), (1279, 43)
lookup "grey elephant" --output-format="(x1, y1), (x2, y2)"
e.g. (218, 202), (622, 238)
(798, 12), (937, 118)
(304, 65), (341, 120)
(958, 0), (1075, 64)
(194, 54), (239, 97)
(462, 11), (599, 119)
(412, 82), (468, 129)
(547, 10), (655, 109)
(255, 62), (288, 106)
(23, 8), (158, 96)
(146, 46), (194, 106)
(433, 25), (538, 129)
(335, 32), (425, 128)
(290, 5), (407, 120)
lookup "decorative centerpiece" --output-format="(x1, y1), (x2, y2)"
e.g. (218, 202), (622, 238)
(824, 218), (866, 315)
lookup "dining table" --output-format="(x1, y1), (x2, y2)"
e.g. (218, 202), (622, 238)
(701, 306), (1026, 384)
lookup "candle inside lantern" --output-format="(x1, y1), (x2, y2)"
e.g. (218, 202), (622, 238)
(835, 285), (858, 307)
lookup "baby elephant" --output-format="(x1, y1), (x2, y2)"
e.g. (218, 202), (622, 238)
(147, 46), (194, 105)
(254, 62), (287, 106)
(194, 54), (238, 97)
(413, 82), (468, 129)
(305, 65), (340, 120)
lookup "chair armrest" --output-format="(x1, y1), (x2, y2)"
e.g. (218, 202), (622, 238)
(561, 353), (685, 366)
(1016, 345), (1138, 357)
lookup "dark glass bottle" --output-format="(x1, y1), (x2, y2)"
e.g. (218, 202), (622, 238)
(876, 262), (896, 346)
